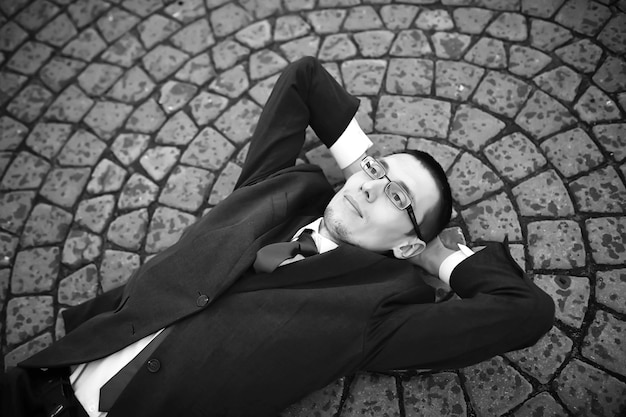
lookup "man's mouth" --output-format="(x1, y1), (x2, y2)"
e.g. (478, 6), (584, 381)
(344, 195), (362, 217)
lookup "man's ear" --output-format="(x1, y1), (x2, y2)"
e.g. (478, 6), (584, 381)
(392, 238), (426, 259)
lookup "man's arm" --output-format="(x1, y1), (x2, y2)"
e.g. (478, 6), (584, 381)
(363, 242), (555, 372)
(235, 57), (360, 189)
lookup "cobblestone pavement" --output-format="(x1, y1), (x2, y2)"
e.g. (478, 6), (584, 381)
(1, 0), (625, 415)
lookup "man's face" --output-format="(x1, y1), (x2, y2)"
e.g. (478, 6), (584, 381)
(322, 153), (440, 254)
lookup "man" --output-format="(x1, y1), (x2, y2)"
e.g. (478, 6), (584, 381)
(3, 57), (555, 417)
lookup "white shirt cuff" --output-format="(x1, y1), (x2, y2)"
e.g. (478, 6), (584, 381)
(438, 244), (474, 285)
(329, 118), (373, 169)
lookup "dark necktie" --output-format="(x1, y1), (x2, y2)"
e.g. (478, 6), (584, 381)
(99, 326), (172, 411)
(253, 229), (318, 273)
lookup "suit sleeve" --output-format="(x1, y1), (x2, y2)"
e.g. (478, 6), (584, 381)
(362, 243), (555, 371)
(235, 57), (360, 189)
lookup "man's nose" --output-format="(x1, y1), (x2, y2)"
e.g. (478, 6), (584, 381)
(361, 179), (385, 202)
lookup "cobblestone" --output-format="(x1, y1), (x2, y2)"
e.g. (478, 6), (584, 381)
(598, 13), (626, 55)
(582, 310), (626, 377)
(77, 63), (123, 96)
(506, 326), (572, 384)
(7, 83), (53, 123)
(435, 60), (484, 101)
(343, 59), (387, 96)
(145, 206), (196, 253)
(140, 146), (180, 181)
(512, 392), (568, 417)
(0, 116), (27, 150)
(533, 65), (582, 103)
(484, 132), (547, 182)
(342, 374), (399, 417)
(449, 152), (503, 206)
(214, 98), (262, 144)
(0, 191), (35, 234)
(39, 167), (91, 209)
(461, 192), (521, 241)
(529, 19), (572, 51)
(6, 296), (54, 346)
(118, 173), (159, 210)
(570, 167), (626, 213)
(25, 123), (72, 160)
(63, 28), (107, 61)
(101, 34), (146, 68)
(125, 98), (166, 133)
(555, 39), (602, 74)
(189, 92), (228, 126)
(2, 1), (626, 414)
(106, 208), (148, 251)
(376, 96), (450, 138)
(1, 152), (50, 190)
(83, 101), (133, 140)
(574, 86), (622, 123)
(0, 73), (28, 107)
(159, 165), (215, 212)
(74, 194), (115, 234)
(596, 268), (626, 314)
(515, 90), (576, 139)
(20, 203), (72, 247)
(527, 220), (585, 269)
(57, 130), (107, 167)
(172, 19), (215, 54)
(513, 170), (574, 217)
(555, 0), (611, 36)
(486, 12), (528, 41)
(449, 104), (505, 151)
(58, 264), (98, 306)
(389, 29), (431, 57)
(586, 217), (626, 265)
(61, 229), (102, 267)
(462, 356), (533, 416)
(176, 53), (216, 86)
(593, 56), (626, 94)
(556, 359), (626, 417)
(158, 83), (198, 115)
(464, 37), (506, 69)
(86, 159), (127, 194)
(452, 7), (494, 34)
(100, 249), (140, 292)
(11, 247), (60, 294)
(41, 58), (86, 93)
(540, 127), (604, 177)
(110, 133), (150, 166)
(209, 64), (250, 98)
(533, 274), (590, 328)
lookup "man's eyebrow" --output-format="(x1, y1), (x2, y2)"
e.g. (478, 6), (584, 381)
(379, 158), (414, 201)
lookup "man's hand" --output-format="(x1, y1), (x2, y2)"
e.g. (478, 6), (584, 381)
(407, 235), (458, 278)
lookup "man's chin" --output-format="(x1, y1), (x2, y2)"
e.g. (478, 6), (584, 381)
(322, 207), (350, 244)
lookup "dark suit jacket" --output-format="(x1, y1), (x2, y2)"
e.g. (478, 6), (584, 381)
(21, 57), (554, 417)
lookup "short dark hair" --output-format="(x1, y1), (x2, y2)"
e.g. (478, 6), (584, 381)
(403, 150), (453, 243)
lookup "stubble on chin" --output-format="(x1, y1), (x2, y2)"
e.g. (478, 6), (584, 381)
(322, 205), (349, 243)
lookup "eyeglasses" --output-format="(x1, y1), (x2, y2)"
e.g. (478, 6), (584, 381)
(360, 156), (424, 241)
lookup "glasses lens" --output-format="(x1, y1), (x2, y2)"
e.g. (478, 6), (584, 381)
(362, 157), (385, 179)
(385, 182), (411, 210)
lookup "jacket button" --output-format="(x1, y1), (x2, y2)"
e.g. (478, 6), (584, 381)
(147, 359), (161, 373)
(196, 294), (210, 307)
